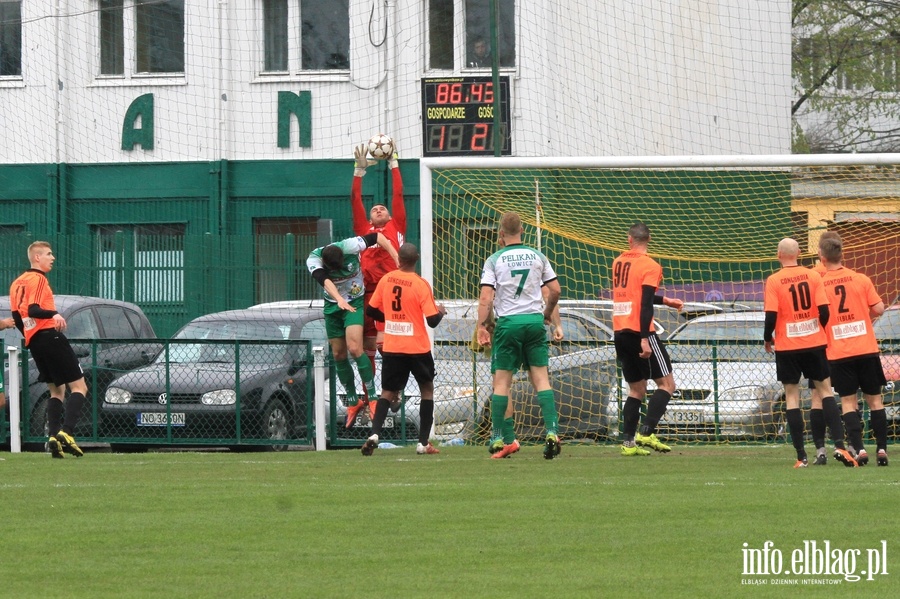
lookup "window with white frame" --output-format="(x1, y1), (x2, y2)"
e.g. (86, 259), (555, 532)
(99, 0), (184, 77)
(429, 0), (515, 71)
(262, 0), (349, 73)
(0, 1), (21, 77)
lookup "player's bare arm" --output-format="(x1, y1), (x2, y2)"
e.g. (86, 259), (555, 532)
(477, 286), (495, 347)
(323, 279), (354, 312)
(375, 232), (400, 267)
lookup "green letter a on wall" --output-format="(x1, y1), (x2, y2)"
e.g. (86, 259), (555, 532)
(122, 93), (154, 151)
(277, 91), (312, 148)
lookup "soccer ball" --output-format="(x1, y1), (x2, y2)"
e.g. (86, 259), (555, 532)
(367, 134), (394, 160)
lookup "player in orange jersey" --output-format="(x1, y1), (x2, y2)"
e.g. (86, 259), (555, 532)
(764, 238), (856, 468)
(351, 140), (407, 416)
(818, 233), (889, 466)
(802, 231), (853, 465)
(611, 222), (683, 457)
(9, 241), (88, 458)
(363, 244), (446, 456)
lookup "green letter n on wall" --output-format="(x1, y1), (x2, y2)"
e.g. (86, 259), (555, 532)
(122, 93), (154, 151)
(278, 91), (312, 148)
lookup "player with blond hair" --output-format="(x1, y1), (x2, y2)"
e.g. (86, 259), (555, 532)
(818, 232), (889, 466)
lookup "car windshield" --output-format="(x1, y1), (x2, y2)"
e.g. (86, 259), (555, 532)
(668, 318), (767, 362)
(161, 319), (297, 365)
(433, 317), (480, 361)
(669, 320), (763, 341)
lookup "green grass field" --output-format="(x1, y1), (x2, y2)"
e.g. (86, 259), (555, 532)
(1, 444), (897, 599)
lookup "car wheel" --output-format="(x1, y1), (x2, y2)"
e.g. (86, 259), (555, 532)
(261, 398), (290, 452)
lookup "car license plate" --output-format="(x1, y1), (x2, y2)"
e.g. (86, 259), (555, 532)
(662, 410), (702, 424)
(137, 412), (186, 427)
(353, 415), (394, 428)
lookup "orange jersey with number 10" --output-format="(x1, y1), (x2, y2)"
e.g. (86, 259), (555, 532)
(820, 266), (881, 361)
(764, 265), (828, 351)
(368, 269), (440, 354)
(611, 251), (662, 334)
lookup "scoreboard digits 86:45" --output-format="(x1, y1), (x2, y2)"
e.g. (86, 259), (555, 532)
(421, 76), (511, 157)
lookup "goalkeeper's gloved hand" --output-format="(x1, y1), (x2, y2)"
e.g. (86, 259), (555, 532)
(353, 144), (376, 177)
(389, 139), (400, 170)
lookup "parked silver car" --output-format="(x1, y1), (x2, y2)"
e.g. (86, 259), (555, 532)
(607, 311), (786, 440)
(249, 300), (483, 443)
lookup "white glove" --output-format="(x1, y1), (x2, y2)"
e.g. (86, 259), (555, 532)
(388, 139), (400, 170)
(353, 144), (376, 177)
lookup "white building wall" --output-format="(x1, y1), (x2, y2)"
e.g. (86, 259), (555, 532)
(0, 0), (791, 165)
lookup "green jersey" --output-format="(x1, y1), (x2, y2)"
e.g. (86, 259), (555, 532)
(306, 236), (373, 303)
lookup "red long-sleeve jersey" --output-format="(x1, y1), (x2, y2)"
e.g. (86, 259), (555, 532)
(351, 167), (407, 289)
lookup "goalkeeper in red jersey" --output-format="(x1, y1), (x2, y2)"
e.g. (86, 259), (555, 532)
(350, 139), (407, 414)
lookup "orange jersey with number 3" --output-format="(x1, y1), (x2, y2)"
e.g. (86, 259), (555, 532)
(820, 266), (881, 360)
(611, 251), (662, 334)
(764, 265), (828, 351)
(368, 269), (439, 354)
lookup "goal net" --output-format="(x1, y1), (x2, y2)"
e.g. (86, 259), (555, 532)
(422, 154), (900, 445)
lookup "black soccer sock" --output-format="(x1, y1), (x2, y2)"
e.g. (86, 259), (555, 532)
(786, 408), (806, 458)
(842, 410), (864, 453)
(62, 392), (86, 435)
(622, 396), (642, 441)
(370, 398), (391, 437)
(821, 396), (845, 449)
(47, 398), (64, 437)
(640, 389), (672, 436)
(418, 399), (434, 446)
(809, 408), (826, 450)
(869, 408), (888, 452)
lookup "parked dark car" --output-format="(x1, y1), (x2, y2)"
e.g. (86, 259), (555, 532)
(0, 295), (159, 450)
(100, 307), (327, 451)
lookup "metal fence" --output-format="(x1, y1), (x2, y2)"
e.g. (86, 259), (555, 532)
(4, 337), (898, 450)
(6, 339), (422, 451)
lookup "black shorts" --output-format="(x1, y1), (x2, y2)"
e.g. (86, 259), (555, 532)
(381, 352), (435, 393)
(614, 331), (672, 384)
(830, 355), (886, 397)
(28, 330), (84, 387)
(775, 346), (829, 385)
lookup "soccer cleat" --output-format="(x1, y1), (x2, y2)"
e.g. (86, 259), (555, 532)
(55, 431), (84, 457)
(813, 453), (828, 466)
(48, 436), (65, 459)
(344, 400), (365, 428)
(833, 448), (858, 468)
(367, 399), (377, 421)
(416, 442), (440, 455)
(620, 444), (650, 457)
(491, 439), (521, 459)
(855, 449), (869, 467)
(361, 435), (378, 456)
(635, 432), (671, 453)
(543, 433), (561, 460)
(793, 458), (809, 468)
(877, 449), (889, 467)
(488, 438), (505, 455)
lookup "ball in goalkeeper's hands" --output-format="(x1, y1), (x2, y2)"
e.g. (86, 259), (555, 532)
(367, 134), (394, 161)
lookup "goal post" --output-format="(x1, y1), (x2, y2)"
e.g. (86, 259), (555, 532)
(421, 153), (900, 445)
